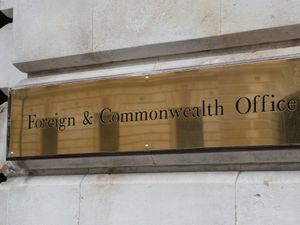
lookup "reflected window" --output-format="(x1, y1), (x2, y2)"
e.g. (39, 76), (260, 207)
(41, 127), (58, 155)
(282, 92), (300, 143)
(96, 113), (119, 152)
(175, 111), (203, 148)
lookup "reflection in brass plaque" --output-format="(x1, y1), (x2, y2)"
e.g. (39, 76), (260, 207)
(8, 59), (300, 158)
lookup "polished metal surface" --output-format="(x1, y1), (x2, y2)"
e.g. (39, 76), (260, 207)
(8, 59), (300, 158)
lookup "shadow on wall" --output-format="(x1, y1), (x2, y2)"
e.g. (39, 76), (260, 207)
(0, 90), (7, 105)
(0, 11), (12, 29)
(0, 173), (7, 183)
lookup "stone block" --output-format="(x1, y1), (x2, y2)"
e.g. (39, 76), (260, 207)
(7, 176), (83, 225)
(80, 172), (237, 225)
(236, 171), (300, 225)
(12, 0), (300, 74)
(13, 0), (93, 63)
(0, 0), (14, 18)
(0, 24), (26, 88)
(0, 181), (9, 225)
(0, 0), (15, 11)
(93, 0), (221, 51)
(222, 0), (300, 34)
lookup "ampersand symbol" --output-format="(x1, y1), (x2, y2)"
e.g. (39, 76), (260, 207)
(83, 111), (93, 125)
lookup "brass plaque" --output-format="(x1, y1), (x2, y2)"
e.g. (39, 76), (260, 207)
(8, 59), (300, 158)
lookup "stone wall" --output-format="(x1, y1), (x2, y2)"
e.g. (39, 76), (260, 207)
(11, 0), (300, 73)
(1, 172), (300, 225)
(1, 0), (300, 225)
(0, 23), (25, 88)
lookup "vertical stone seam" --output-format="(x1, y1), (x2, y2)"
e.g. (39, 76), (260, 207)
(77, 174), (87, 225)
(152, 57), (160, 73)
(6, 183), (10, 225)
(91, 0), (94, 52)
(219, 0), (222, 35)
(150, 154), (157, 166)
(234, 171), (241, 225)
